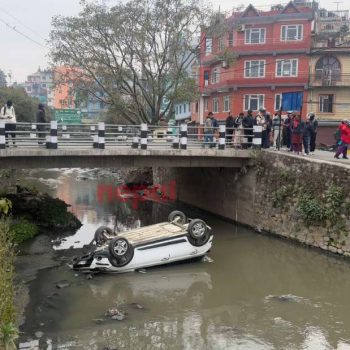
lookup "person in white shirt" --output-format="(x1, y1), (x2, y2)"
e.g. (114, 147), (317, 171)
(0, 100), (16, 147)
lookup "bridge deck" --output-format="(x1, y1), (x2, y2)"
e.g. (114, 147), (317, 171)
(0, 148), (253, 169)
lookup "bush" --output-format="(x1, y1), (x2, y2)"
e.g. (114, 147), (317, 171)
(9, 218), (39, 244)
(0, 220), (16, 326)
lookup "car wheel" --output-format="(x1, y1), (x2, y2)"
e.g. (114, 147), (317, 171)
(94, 226), (115, 245)
(187, 219), (210, 247)
(168, 210), (187, 225)
(108, 237), (134, 267)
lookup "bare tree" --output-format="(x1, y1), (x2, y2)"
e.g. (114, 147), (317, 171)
(49, 0), (214, 124)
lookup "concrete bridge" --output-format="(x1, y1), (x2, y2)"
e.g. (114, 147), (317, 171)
(0, 148), (253, 169)
(0, 122), (260, 169)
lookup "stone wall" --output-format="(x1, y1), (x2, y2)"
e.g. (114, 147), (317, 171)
(154, 152), (350, 257)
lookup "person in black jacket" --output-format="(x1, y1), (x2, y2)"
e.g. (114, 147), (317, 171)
(225, 112), (234, 147)
(242, 110), (254, 148)
(36, 104), (47, 145)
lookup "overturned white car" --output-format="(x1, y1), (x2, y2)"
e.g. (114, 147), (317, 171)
(71, 211), (213, 273)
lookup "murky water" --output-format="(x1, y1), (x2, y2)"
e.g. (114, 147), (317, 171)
(17, 169), (350, 350)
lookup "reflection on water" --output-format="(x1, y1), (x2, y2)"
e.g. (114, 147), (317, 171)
(17, 169), (350, 350)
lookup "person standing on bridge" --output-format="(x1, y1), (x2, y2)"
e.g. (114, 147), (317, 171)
(291, 114), (304, 155)
(202, 113), (214, 148)
(334, 120), (350, 159)
(225, 112), (234, 147)
(36, 104), (47, 145)
(0, 100), (16, 147)
(242, 110), (254, 149)
(308, 112), (318, 155)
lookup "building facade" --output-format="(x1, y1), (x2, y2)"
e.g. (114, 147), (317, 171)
(24, 68), (54, 108)
(196, 1), (314, 123)
(307, 9), (350, 121)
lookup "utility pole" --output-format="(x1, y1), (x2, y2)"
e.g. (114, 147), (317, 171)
(333, 1), (343, 11)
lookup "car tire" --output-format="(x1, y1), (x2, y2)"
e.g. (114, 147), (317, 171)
(168, 210), (187, 225)
(94, 226), (115, 245)
(108, 237), (134, 267)
(187, 219), (210, 247)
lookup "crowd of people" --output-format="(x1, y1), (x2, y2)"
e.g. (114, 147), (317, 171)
(202, 108), (319, 156)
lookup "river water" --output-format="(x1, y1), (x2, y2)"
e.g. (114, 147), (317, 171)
(17, 168), (350, 350)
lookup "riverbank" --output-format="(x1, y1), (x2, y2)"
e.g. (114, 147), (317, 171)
(154, 150), (350, 257)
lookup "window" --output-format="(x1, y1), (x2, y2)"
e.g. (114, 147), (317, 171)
(204, 98), (209, 111)
(204, 71), (209, 86)
(228, 32), (234, 47)
(42, 83), (46, 88)
(205, 38), (212, 55)
(244, 60), (265, 78)
(281, 25), (303, 41)
(245, 28), (266, 44)
(179, 105), (182, 113)
(319, 94), (334, 113)
(183, 104), (187, 113)
(315, 56), (341, 81)
(211, 68), (220, 83)
(276, 59), (298, 77)
(212, 97), (219, 113)
(244, 94), (264, 111)
(175, 106), (178, 114)
(275, 94), (282, 111)
(218, 37), (225, 51)
(223, 96), (230, 112)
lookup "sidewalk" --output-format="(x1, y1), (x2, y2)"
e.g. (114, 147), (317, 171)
(265, 148), (350, 168)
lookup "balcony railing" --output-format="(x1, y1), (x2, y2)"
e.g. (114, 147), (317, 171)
(309, 74), (350, 87)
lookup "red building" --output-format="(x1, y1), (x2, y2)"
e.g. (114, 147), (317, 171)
(196, 1), (314, 123)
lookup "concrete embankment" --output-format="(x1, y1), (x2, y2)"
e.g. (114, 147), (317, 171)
(154, 151), (350, 257)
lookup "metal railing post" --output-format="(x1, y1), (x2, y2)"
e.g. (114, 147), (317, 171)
(253, 125), (263, 148)
(30, 124), (37, 139)
(98, 122), (105, 149)
(219, 125), (226, 150)
(0, 121), (5, 149)
(140, 123), (148, 150)
(132, 134), (139, 149)
(62, 125), (70, 139)
(180, 124), (187, 150)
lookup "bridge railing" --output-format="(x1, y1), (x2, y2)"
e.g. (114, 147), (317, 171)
(0, 121), (262, 150)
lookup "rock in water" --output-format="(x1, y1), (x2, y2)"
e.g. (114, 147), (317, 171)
(56, 282), (70, 289)
(130, 303), (144, 310)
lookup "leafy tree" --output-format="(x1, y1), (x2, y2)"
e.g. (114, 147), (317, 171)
(49, 0), (214, 124)
(0, 87), (52, 122)
(0, 70), (7, 88)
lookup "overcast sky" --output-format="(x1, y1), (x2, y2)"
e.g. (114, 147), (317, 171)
(0, 0), (347, 83)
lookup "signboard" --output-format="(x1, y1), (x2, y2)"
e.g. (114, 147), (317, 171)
(54, 109), (81, 124)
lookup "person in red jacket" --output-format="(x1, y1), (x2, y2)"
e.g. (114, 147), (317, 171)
(334, 120), (350, 159)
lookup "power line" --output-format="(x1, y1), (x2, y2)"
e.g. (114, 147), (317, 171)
(0, 7), (47, 41)
(0, 17), (47, 49)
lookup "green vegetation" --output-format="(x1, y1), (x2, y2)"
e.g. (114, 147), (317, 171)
(9, 218), (39, 244)
(0, 220), (17, 350)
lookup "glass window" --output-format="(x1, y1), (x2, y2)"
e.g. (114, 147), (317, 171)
(204, 98), (209, 111)
(218, 37), (225, 51)
(213, 97), (219, 113)
(223, 96), (230, 112)
(183, 104), (187, 113)
(276, 59), (298, 77)
(244, 60), (265, 78)
(244, 95), (264, 111)
(319, 94), (334, 113)
(228, 32), (234, 47)
(211, 68), (220, 83)
(205, 38), (212, 55)
(281, 25), (303, 41)
(275, 94), (282, 111)
(245, 28), (266, 44)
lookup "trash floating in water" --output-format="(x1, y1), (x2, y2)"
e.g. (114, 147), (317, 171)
(130, 303), (144, 310)
(202, 255), (214, 263)
(264, 294), (308, 304)
(56, 282), (70, 289)
(138, 269), (147, 274)
(273, 317), (292, 327)
(105, 307), (127, 321)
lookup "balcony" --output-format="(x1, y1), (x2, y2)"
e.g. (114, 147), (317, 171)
(309, 74), (350, 87)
